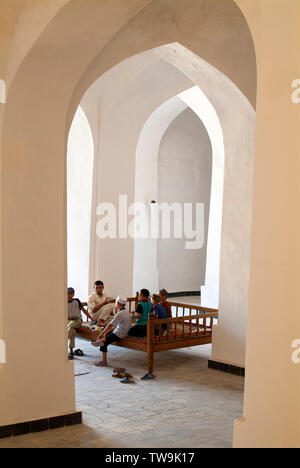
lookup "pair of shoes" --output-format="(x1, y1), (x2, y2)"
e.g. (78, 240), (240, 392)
(113, 367), (126, 374)
(141, 373), (156, 380)
(120, 377), (136, 384)
(112, 372), (125, 378)
(95, 361), (108, 367)
(91, 340), (105, 348)
(113, 371), (133, 379)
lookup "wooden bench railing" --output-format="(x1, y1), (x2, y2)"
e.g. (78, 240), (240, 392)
(148, 312), (218, 343)
(144, 307), (218, 374)
(168, 301), (219, 317)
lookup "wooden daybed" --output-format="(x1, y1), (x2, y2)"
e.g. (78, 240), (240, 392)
(76, 295), (218, 374)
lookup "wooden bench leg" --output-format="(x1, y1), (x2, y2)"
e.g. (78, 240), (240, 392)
(148, 349), (154, 374)
(148, 351), (154, 374)
(147, 315), (155, 376)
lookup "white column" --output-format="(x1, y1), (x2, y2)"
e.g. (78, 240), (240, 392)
(234, 0), (300, 447)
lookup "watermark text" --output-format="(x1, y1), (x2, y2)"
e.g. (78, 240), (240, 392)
(291, 339), (300, 364)
(96, 195), (205, 250)
(0, 339), (6, 364)
(291, 79), (300, 104)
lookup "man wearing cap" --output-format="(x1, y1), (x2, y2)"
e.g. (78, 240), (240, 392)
(92, 296), (132, 367)
(159, 289), (172, 318)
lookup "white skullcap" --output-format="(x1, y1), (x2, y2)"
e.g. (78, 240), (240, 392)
(116, 296), (127, 305)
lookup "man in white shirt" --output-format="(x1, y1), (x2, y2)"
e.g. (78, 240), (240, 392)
(87, 280), (116, 324)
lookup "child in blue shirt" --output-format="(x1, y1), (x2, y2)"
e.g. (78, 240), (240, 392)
(152, 294), (168, 333)
(128, 289), (153, 337)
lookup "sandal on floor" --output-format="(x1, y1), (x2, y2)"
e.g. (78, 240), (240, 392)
(68, 353), (74, 361)
(112, 372), (126, 379)
(141, 373), (156, 380)
(112, 372), (133, 379)
(120, 377), (136, 384)
(74, 349), (84, 356)
(95, 361), (108, 367)
(113, 367), (126, 374)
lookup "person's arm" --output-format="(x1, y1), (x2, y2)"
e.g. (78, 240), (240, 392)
(98, 312), (119, 338)
(135, 304), (143, 318)
(98, 323), (114, 340)
(92, 298), (112, 315)
(81, 306), (93, 321)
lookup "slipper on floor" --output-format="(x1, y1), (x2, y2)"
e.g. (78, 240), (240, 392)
(74, 349), (84, 356)
(95, 361), (108, 367)
(113, 367), (126, 374)
(120, 377), (136, 384)
(141, 373), (156, 380)
(112, 372), (126, 379)
(124, 372), (133, 379)
(112, 372), (133, 379)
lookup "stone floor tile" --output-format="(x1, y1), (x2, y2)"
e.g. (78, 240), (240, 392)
(0, 341), (244, 449)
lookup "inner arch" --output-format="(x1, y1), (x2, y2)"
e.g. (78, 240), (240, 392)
(133, 85), (224, 307)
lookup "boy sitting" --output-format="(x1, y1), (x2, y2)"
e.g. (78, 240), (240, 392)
(152, 294), (168, 335)
(92, 296), (132, 367)
(67, 287), (83, 360)
(128, 289), (153, 337)
(159, 289), (172, 318)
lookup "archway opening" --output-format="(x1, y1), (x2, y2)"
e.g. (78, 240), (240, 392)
(0, 0), (257, 447)
(133, 82), (224, 308)
(70, 40), (255, 374)
(67, 106), (94, 300)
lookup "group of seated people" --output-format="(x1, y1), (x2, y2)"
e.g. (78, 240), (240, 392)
(67, 281), (172, 365)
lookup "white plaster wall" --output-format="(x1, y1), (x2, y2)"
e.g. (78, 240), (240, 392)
(155, 45), (255, 367)
(81, 55), (194, 297)
(133, 85), (224, 300)
(133, 95), (188, 294)
(157, 108), (212, 293)
(67, 106), (94, 300)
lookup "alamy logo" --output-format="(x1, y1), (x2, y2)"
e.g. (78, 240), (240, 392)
(291, 79), (300, 104)
(96, 195), (205, 250)
(0, 339), (6, 364)
(291, 339), (300, 364)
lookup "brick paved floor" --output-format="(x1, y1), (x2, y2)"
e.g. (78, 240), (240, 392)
(0, 338), (244, 448)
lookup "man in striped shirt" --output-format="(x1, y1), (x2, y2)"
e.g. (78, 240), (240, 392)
(92, 296), (132, 367)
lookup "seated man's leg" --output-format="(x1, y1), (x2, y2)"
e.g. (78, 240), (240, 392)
(128, 325), (147, 337)
(97, 332), (121, 366)
(97, 304), (115, 324)
(91, 309), (102, 322)
(68, 319), (81, 354)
